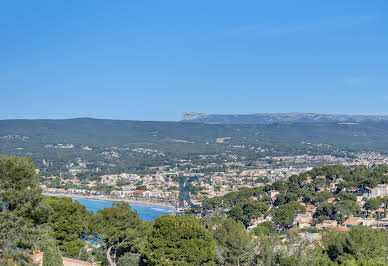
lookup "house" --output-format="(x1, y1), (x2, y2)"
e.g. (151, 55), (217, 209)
(121, 185), (136, 191)
(356, 196), (364, 203)
(343, 217), (362, 227)
(377, 218), (388, 228)
(134, 190), (147, 197)
(362, 218), (377, 227)
(306, 204), (316, 213)
(365, 184), (388, 198)
(356, 187), (371, 196)
(327, 198), (337, 204)
(295, 213), (312, 223)
(111, 190), (134, 198)
(323, 220), (338, 227)
(328, 225), (350, 232)
(294, 213), (313, 228)
(316, 220), (337, 229)
(151, 191), (163, 198)
(268, 190), (279, 200)
(306, 204), (317, 214)
(247, 215), (271, 230)
(375, 208), (386, 216)
(298, 222), (311, 229)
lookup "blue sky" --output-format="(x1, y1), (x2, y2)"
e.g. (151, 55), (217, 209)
(1, 1), (387, 121)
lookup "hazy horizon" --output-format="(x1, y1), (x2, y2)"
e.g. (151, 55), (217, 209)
(2, 111), (388, 122)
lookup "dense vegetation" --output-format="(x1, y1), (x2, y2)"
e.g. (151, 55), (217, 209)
(2, 118), (388, 151)
(0, 156), (63, 265)
(201, 165), (388, 227)
(1, 156), (387, 265)
(1, 118), (388, 145)
(2, 118), (388, 186)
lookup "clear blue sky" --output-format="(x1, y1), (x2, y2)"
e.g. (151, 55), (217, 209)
(1, 1), (387, 121)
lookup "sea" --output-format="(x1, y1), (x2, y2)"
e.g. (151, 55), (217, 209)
(72, 198), (174, 221)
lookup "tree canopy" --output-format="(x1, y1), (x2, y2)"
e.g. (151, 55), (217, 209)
(45, 197), (90, 257)
(92, 202), (145, 266)
(0, 156), (52, 265)
(142, 215), (215, 265)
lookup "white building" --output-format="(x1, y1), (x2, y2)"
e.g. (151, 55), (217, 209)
(366, 184), (388, 198)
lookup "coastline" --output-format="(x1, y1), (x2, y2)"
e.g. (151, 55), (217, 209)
(43, 192), (176, 209)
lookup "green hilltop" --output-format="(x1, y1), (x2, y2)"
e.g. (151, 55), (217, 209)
(0, 118), (388, 151)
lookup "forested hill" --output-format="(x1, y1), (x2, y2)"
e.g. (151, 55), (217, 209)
(1, 118), (388, 151)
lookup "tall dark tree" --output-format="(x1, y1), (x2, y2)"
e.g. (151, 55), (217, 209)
(322, 226), (388, 264)
(228, 200), (268, 227)
(0, 156), (51, 264)
(213, 218), (255, 265)
(273, 201), (306, 229)
(364, 198), (381, 212)
(142, 215), (215, 265)
(92, 202), (145, 266)
(45, 197), (90, 257)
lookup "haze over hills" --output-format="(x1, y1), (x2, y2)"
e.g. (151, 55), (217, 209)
(181, 112), (388, 124)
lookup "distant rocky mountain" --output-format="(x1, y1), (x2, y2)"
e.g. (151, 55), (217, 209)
(181, 112), (388, 124)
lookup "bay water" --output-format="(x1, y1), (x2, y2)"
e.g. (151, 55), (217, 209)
(72, 198), (174, 221)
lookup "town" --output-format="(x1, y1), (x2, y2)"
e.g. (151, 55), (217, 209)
(40, 146), (388, 235)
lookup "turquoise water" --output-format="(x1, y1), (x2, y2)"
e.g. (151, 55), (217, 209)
(72, 198), (174, 221)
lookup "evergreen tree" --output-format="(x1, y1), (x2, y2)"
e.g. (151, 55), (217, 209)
(0, 156), (51, 265)
(43, 243), (64, 266)
(213, 218), (255, 265)
(45, 197), (90, 257)
(142, 215), (215, 265)
(92, 202), (145, 266)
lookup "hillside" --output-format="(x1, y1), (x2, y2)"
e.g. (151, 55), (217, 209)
(0, 118), (388, 151)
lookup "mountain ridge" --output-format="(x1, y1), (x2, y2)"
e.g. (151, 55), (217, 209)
(181, 112), (388, 124)
(1, 118), (388, 150)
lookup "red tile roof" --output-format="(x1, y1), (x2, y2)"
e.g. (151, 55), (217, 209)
(328, 226), (350, 232)
(323, 220), (336, 224)
(327, 198), (336, 203)
(343, 217), (362, 226)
